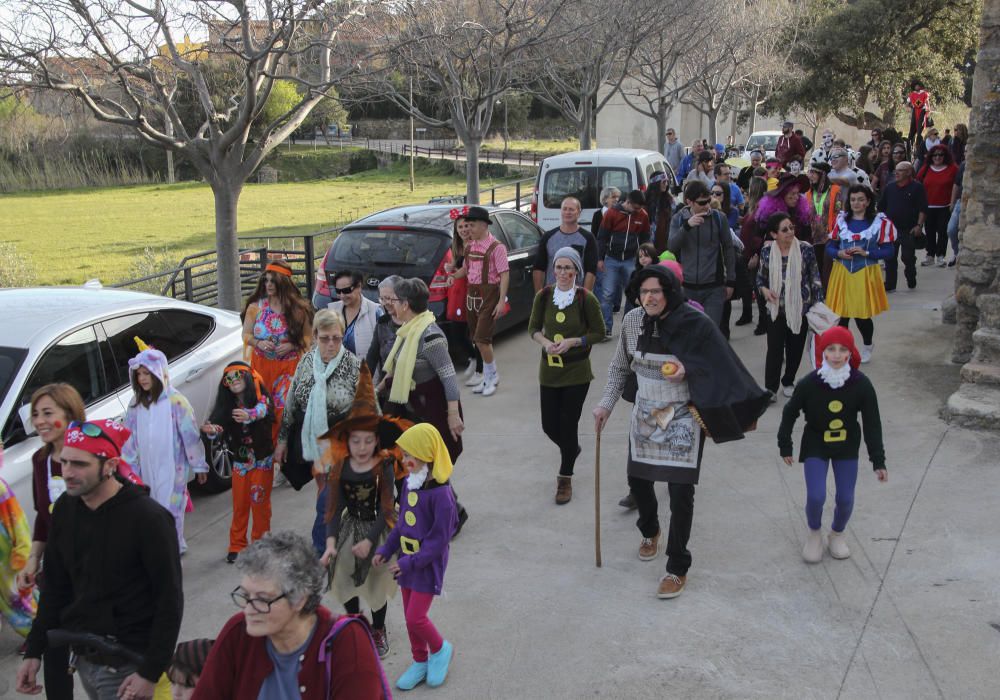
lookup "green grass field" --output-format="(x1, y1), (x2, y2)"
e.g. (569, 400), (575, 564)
(5, 163), (477, 286)
(480, 137), (581, 155)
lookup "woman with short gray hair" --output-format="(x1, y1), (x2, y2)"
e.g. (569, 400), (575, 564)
(192, 532), (387, 699)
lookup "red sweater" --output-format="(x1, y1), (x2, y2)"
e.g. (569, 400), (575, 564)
(192, 607), (386, 700)
(918, 164), (957, 207)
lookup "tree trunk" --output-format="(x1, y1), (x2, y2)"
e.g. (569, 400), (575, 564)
(579, 97), (593, 150)
(747, 86), (760, 135)
(945, 0), (1000, 429)
(707, 109), (719, 145)
(656, 101), (669, 155)
(464, 137), (481, 204)
(213, 182), (244, 311)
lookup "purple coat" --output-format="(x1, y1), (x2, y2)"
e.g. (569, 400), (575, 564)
(376, 480), (457, 595)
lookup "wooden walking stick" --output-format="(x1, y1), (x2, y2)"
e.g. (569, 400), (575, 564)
(595, 431), (602, 568)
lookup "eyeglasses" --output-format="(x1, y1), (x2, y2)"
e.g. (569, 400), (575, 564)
(553, 264), (576, 272)
(317, 334), (343, 344)
(231, 586), (287, 614)
(334, 284), (357, 295)
(638, 288), (665, 297)
(892, 151), (905, 156)
(379, 296), (398, 305)
(222, 372), (244, 387)
(694, 198), (711, 206)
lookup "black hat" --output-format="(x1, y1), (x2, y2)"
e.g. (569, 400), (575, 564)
(455, 205), (490, 224)
(809, 161), (831, 174)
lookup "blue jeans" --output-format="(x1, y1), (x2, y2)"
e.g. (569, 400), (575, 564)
(600, 257), (635, 332)
(312, 484), (327, 556)
(803, 458), (858, 532)
(947, 200), (961, 256)
(76, 658), (137, 700)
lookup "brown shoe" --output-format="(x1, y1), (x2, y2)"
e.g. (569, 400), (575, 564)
(657, 573), (686, 599)
(638, 531), (660, 561)
(555, 476), (572, 505)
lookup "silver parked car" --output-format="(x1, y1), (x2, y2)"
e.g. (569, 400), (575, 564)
(0, 287), (244, 507)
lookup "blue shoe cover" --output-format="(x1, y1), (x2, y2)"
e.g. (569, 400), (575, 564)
(427, 640), (453, 687)
(396, 661), (427, 691)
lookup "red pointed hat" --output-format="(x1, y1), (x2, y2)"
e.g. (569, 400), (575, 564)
(817, 326), (861, 369)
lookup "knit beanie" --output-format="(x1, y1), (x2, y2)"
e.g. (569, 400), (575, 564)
(552, 246), (584, 281)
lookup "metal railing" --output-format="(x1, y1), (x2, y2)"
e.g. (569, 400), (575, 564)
(365, 139), (547, 167)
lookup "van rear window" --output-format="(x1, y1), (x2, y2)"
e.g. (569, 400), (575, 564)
(332, 230), (446, 267)
(542, 167), (632, 209)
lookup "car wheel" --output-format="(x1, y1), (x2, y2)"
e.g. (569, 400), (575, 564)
(196, 434), (233, 494)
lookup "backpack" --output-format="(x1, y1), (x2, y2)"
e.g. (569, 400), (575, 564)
(318, 615), (393, 699)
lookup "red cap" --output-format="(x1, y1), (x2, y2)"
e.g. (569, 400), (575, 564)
(816, 326), (861, 369)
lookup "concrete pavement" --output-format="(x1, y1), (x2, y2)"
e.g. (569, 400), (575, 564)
(2, 264), (998, 699)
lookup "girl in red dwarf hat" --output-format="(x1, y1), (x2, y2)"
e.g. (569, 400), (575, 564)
(777, 326), (887, 564)
(202, 362), (275, 564)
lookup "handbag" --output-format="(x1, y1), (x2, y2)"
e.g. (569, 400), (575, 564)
(805, 301), (839, 334)
(281, 417), (314, 490)
(445, 276), (468, 322)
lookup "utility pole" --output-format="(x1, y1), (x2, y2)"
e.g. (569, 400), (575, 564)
(409, 77), (415, 192)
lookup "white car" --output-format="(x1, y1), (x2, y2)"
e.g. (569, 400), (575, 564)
(743, 130), (782, 159)
(0, 287), (244, 507)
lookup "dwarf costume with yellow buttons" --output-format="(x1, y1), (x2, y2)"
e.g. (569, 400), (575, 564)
(777, 326), (886, 536)
(321, 363), (411, 619)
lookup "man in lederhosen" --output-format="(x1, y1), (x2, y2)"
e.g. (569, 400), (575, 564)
(593, 265), (768, 599)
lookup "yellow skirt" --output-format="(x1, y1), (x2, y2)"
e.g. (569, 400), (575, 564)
(827, 263), (888, 319)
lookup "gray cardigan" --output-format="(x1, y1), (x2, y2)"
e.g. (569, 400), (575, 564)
(330, 296), (381, 362)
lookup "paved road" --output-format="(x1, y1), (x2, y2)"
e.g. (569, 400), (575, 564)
(2, 266), (998, 699)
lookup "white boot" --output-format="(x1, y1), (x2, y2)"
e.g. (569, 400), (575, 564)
(828, 531), (851, 559)
(802, 529), (824, 563)
(860, 343), (873, 363)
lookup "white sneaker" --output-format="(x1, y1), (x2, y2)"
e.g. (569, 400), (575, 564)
(936, 256), (947, 267)
(782, 385), (794, 398)
(463, 359), (477, 380)
(828, 531), (851, 559)
(802, 529), (823, 563)
(920, 256), (935, 267)
(465, 372), (483, 387)
(480, 375), (498, 397)
(860, 343), (873, 363)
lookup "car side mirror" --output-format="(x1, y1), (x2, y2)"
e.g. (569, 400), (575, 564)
(18, 403), (37, 438)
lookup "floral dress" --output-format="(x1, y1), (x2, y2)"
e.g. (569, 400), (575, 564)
(250, 298), (303, 442)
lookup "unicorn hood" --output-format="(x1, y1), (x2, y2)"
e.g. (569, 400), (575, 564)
(128, 348), (172, 400)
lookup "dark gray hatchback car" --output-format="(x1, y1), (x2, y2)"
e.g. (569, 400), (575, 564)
(313, 204), (543, 333)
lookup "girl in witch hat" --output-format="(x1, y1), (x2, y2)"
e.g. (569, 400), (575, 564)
(202, 362), (275, 564)
(319, 362), (412, 659)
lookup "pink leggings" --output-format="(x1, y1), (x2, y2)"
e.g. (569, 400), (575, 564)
(401, 587), (444, 662)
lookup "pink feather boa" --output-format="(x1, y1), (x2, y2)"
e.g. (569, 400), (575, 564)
(754, 193), (814, 228)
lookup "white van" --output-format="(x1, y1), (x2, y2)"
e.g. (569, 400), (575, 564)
(743, 130), (782, 158)
(531, 149), (675, 232)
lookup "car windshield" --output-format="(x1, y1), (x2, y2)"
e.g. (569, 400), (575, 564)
(746, 134), (779, 151)
(0, 346), (26, 406)
(332, 229), (446, 266)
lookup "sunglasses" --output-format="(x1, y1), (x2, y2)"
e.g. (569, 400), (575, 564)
(317, 334), (343, 344)
(932, 153), (945, 157)
(69, 421), (120, 454)
(335, 284), (357, 295)
(711, 191), (724, 197)
(222, 372), (245, 387)
(694, 198), (711, 206)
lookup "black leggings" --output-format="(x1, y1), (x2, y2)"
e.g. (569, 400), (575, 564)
(344, 597), (388, 629)
(539, 383), (590, 476)
(839, 317), (874, 345)
(924, 207), (950, 259)
(628, 476), (695, 577)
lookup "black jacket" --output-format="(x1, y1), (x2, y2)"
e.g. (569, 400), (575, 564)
(25, 478), (183, 682)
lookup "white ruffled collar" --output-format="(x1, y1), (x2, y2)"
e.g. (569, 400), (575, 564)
(817, 360), (852, 389)
(553, 285), (577, 310)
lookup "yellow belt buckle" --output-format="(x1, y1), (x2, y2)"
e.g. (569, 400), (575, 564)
(400, 536), (421, 555)
(547, 353), (564, 368)
(823, 429), (848, 442)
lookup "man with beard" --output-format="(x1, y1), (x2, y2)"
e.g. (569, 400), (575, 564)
(17, 420), (182, 700)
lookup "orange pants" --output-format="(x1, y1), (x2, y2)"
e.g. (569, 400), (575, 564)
(251, 353), (300, 445)
(229, 468), (273, 553)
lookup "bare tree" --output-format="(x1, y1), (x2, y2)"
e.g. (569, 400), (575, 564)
(374, 0), (568, 202)
(527, 0), (649, 149)
(0, 0), (377, 310)
(678, 31), (751, 145)
(617, 3), (708, 155)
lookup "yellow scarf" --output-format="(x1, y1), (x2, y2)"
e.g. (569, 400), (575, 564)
(383, 310), (436, 405)
(396, 423), (453, 483)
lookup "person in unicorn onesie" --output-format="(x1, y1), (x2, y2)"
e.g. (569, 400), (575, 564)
(122, 347), (208, 554)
